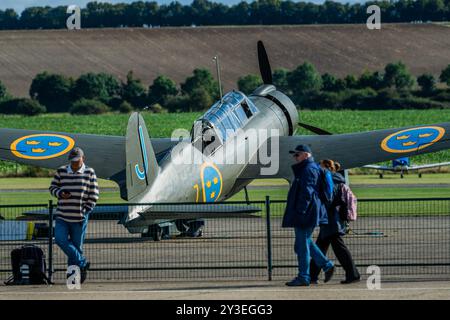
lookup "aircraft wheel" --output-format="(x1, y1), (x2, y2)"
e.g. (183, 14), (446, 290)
(152, 227), (163, 241)
(379, 174), (383, 179)
(419, 173), (422, 178)
(400, 173), (404, 179)
(142, 225), (162, 241)
(175, 219), (204, 237)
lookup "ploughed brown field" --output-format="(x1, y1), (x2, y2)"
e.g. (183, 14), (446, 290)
(0, 23), (450, 97)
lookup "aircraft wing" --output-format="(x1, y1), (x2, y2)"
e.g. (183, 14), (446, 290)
(361, 162), (450, 171)
(0, 128), (178, 191)
(0, 128), (125, 181)
(138, 204), (262, 220)
(362, 165), (393, 170)
(22, 205), (128, 220)
(238, 122), (450, 181)
(23, 204), (261, 223)
(408, 162), (450, 170)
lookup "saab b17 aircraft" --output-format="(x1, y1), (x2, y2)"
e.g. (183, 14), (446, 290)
(1, 41), (450, 240)
(363, 157), (450, 178)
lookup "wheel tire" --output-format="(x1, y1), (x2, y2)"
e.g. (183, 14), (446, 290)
(187, 220), (205, 237)
(151, 226), (163, 241)
(152, 229), (162, 242)
(141, 225), (162, 241)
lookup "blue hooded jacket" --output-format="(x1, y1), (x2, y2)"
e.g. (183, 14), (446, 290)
(282, 157), (328, 229)
(319, 172), (347, 238)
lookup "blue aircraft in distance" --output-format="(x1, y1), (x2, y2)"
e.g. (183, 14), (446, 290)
(363, 157), (450, 178)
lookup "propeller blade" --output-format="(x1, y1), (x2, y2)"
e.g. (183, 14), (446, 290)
(257, 41), (273, 85)
(298, 122), (333, 135)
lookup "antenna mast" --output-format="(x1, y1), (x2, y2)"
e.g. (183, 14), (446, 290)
(213, 55), (223, 103)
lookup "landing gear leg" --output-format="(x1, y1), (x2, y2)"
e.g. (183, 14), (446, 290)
(175, 219), (205, 237)
(142, 225), (163, 241)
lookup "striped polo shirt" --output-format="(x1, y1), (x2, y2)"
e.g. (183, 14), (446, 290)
(49, 164), (99, 222)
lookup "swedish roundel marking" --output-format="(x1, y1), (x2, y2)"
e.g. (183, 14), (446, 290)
(10, 134), (75, 160)
(381, 126), (445, 154)
(200, 163), (223, 203)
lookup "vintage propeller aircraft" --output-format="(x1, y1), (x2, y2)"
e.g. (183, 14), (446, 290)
(363, 157), (450, 178)
(1, 41), (450, 240)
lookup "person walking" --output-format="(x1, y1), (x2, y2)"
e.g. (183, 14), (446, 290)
(282, 145), (335, 286)
(310, 160), (360, 284)
(49, 147), (99, 283)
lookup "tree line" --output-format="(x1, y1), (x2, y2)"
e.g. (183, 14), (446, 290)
(2, 0), (450, 30)
(0, 69), (220, 115)
(239, 62), (450, 110)
(2, 61), (450, 115)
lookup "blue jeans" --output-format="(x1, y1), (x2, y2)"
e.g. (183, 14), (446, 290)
(294, 227), (333, 283)
(54, 212), (90, 268)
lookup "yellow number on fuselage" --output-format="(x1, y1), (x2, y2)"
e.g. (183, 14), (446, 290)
(193, 184), (200, 203)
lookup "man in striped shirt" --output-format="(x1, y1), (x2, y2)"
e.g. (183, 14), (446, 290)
(49, 147), (99, 283)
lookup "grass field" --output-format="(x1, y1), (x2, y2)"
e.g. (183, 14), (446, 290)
(0, 178), (118, 190)
(2, 174), (449, 190)
(228, 187), (450, 201)
(0, 176), (448, 205)
(0, 186), (448, 219)
(0, 187), (448, 206)
(0, 174), (448, 219)
(2, 110), (450, 137)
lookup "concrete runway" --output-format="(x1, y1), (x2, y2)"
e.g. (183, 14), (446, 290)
(1, 280), (450, 300)
(62, 216), (450, 281)
(2, 216), (450, 283)
(2, 215), (449, 300)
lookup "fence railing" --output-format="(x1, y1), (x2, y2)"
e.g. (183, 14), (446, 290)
(1, 197), (450, 283)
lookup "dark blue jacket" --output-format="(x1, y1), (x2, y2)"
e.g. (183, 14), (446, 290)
(282, 157), (328, 229)
(319, 172), (347, 238)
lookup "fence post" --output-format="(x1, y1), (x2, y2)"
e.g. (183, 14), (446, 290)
(265, 196), (273, 281)
(48, 200), (54, 282)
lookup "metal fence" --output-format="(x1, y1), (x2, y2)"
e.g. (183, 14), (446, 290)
(0, 204), (51, 283)
(1, 198), (450, 283)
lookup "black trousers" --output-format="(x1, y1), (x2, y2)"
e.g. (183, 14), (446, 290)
(310, 233), (360, 281)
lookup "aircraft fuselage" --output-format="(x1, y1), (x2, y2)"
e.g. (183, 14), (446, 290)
(125, 86), (298, 233)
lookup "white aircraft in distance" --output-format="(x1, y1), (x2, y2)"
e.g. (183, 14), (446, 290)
(363, 157), (450, 178)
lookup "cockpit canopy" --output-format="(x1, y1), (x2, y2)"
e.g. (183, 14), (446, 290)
(192, 91), (259, 145)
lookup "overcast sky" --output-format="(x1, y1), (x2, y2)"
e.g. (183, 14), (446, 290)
(1, 1), (363, 14)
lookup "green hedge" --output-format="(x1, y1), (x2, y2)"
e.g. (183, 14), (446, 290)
(70, 99), (111, 115)
(0, 98), (46, 115)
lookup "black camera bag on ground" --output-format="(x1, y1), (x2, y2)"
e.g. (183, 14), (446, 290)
(4, 245), (52, 285)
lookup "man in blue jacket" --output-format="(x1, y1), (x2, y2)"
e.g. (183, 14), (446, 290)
(282, 145), (335, 286)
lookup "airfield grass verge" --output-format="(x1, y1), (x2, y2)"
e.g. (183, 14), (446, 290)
(1, 185), (448, 219)
(0, 178), (118, 190)
(1, 174), (450, 190)
(348, 173), (450, 184)
(228, 186), (450, 201)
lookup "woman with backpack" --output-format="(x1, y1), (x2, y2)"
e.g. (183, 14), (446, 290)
(310, 160), (360, 284)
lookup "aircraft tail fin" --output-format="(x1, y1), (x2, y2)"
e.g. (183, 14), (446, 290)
(125, 112), (159, 200)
